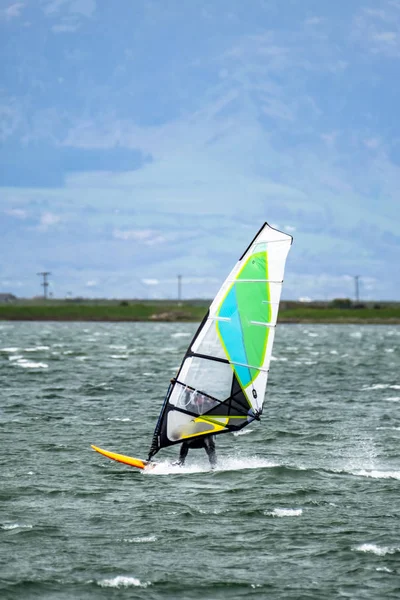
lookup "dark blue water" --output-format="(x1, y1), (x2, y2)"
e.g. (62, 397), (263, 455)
(1, 322), (399, 599)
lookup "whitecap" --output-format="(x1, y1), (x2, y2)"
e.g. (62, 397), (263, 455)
(106, 417), (131, 422)
(123, 535), (157, 543)
(97, 576), (150, 588)
(353, 543), (399, 556)
(15, 360), (48, 369)
(376, 567), (393, 573)
(386, 397), (400, 402)
(171, 332), (190, 338)
(159, 346), (175, 353)
(1, 347), (19, 352)
(232, 429), (253, 436)
(390, 384), (400, 390)
(8, 354), (24, 361)
(264, 508), (303, 517)
(25, 346), (50, 352)
(109, 345), (128, 350)
(1, 523), (33, 530)
(350, 470), (400, 480)
(362, 384), (390, 391)
(198, 508), (227, 515)
(145, 456), (278, 476)
(109, 354), (129, 359)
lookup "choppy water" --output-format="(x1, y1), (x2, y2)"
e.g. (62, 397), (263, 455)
(1, 322), (399, 599)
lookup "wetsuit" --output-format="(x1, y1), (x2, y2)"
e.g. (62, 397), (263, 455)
(177, 435), (216, 467)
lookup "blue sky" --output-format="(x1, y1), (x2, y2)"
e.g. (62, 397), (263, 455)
(1, 0), (400, 300)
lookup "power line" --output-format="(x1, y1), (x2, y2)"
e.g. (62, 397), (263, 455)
(37, 272), (51, 299)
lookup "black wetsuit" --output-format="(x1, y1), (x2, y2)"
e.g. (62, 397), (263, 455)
(177, 435), (216, 467)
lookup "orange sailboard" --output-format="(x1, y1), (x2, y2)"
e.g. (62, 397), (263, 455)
(91, 445), (155, 470)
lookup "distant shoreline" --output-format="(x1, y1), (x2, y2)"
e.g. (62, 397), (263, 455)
(1, 318), (399, 324)
(0, 300), (399, 324)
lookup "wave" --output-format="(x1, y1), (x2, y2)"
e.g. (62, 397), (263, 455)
(349, 469), (400, 480)
(1, 523), (33, 530)
(8, 354), (24, 361)
(25, 346), (50, 352)
(14, 359), (48, 369)
(145, 456), (279, 476)
(264, 508), (303, 517)
(362, 383), (400, 391)
(353, 543), (400, 556)
(122, 535), (157, 543)
(376, 426), (400, 431)
(325, 465), (400, 480)
(97, 575), (150, 588)
(171, 332), (191, 338)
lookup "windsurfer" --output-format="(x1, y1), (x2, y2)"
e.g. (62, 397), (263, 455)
(175, 434), (217, 468)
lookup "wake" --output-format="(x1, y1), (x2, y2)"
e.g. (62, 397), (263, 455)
(143, 455), (278, 475)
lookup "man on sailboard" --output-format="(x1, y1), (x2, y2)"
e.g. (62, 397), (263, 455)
(168, 382), (218, 468)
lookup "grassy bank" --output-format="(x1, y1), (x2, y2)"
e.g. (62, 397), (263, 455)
(278, 306), (400, 324)
(0, 301), (207, 322)
(0, 300), (400, 323)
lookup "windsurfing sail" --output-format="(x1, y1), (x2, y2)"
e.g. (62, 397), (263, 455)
(148, 222), (293, 460)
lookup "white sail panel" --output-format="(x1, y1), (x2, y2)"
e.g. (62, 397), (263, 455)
(191, 319), (227, 360)
(177, 356), (234, 400)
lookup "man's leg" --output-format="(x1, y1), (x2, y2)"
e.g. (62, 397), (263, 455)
(177, 442), (189, 466)
(204, 436), (217, 468)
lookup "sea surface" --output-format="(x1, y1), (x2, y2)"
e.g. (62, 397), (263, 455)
(0, 322), (399, 600)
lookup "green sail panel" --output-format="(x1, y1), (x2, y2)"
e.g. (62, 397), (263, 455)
(216, 250), (271, 389)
